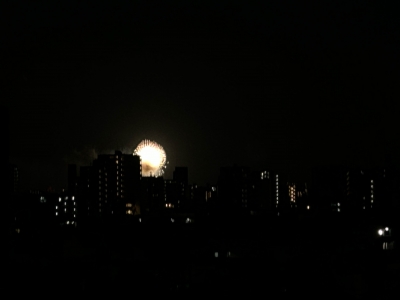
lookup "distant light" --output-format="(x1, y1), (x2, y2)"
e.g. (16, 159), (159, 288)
(66, 221), (69, 224)
(214, 252), (218, 258)
(307, 206), (310, 210)
(378, 229), (384, 236)
(59, 198), (61, 202)
(72, 196), (75, 200)
(171, 218), (175, 223)
(385, 227), (389, 231)
(139, 218), (141, 222)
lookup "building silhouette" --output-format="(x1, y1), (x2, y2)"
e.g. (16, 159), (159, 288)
(89, 150), (141, 218)
(217, 166), (287, 214)
(141, 176), (165, 213)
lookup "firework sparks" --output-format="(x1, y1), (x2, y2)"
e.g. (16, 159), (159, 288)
(133, 139), (167, 177)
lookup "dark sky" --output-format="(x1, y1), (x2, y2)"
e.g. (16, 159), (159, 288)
(4, 1), (400, 191)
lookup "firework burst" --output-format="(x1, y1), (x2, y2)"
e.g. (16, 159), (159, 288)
(133, 139), (167, 177)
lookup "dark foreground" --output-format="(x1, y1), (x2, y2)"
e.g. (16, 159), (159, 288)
(4, 213), (400, 298)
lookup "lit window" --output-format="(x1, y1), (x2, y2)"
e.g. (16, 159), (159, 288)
(56, 206), (58, 209)
(59, 198), (61, 202)
(72, 196), (75, 200)
(126, 210), (133, 215)
(64, 208), (67, 212)
(56, 212), (58, 216)
(307, 206), (310, 210)
(126, 203), (132, 207)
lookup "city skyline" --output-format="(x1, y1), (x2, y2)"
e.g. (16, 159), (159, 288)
(5, 3), (400, 294)
(5, 1), (400, 191)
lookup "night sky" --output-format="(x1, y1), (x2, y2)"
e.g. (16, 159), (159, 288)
(4, 1), (400, 191)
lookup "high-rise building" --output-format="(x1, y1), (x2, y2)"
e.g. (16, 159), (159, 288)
(168, 167), (189, 210)
(218, 165), (252, 211)
(346, 167), (395, 213)
(310, 165), (393, 214)
(68, 164), (78, 195)
(310, 166), (347, 214)
(217, 166), (289, 214)
(90, 151), (141, 218)
(55, 193), (78, 226)
(141, 176), (165, 213)
(78, 166), (93, 220)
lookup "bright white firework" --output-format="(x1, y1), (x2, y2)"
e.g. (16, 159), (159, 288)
(133, 139), (167, 177)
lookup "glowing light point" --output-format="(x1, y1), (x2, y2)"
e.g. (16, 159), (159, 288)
(134, 139), (166, 177)
(378, 229), (384, 236)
